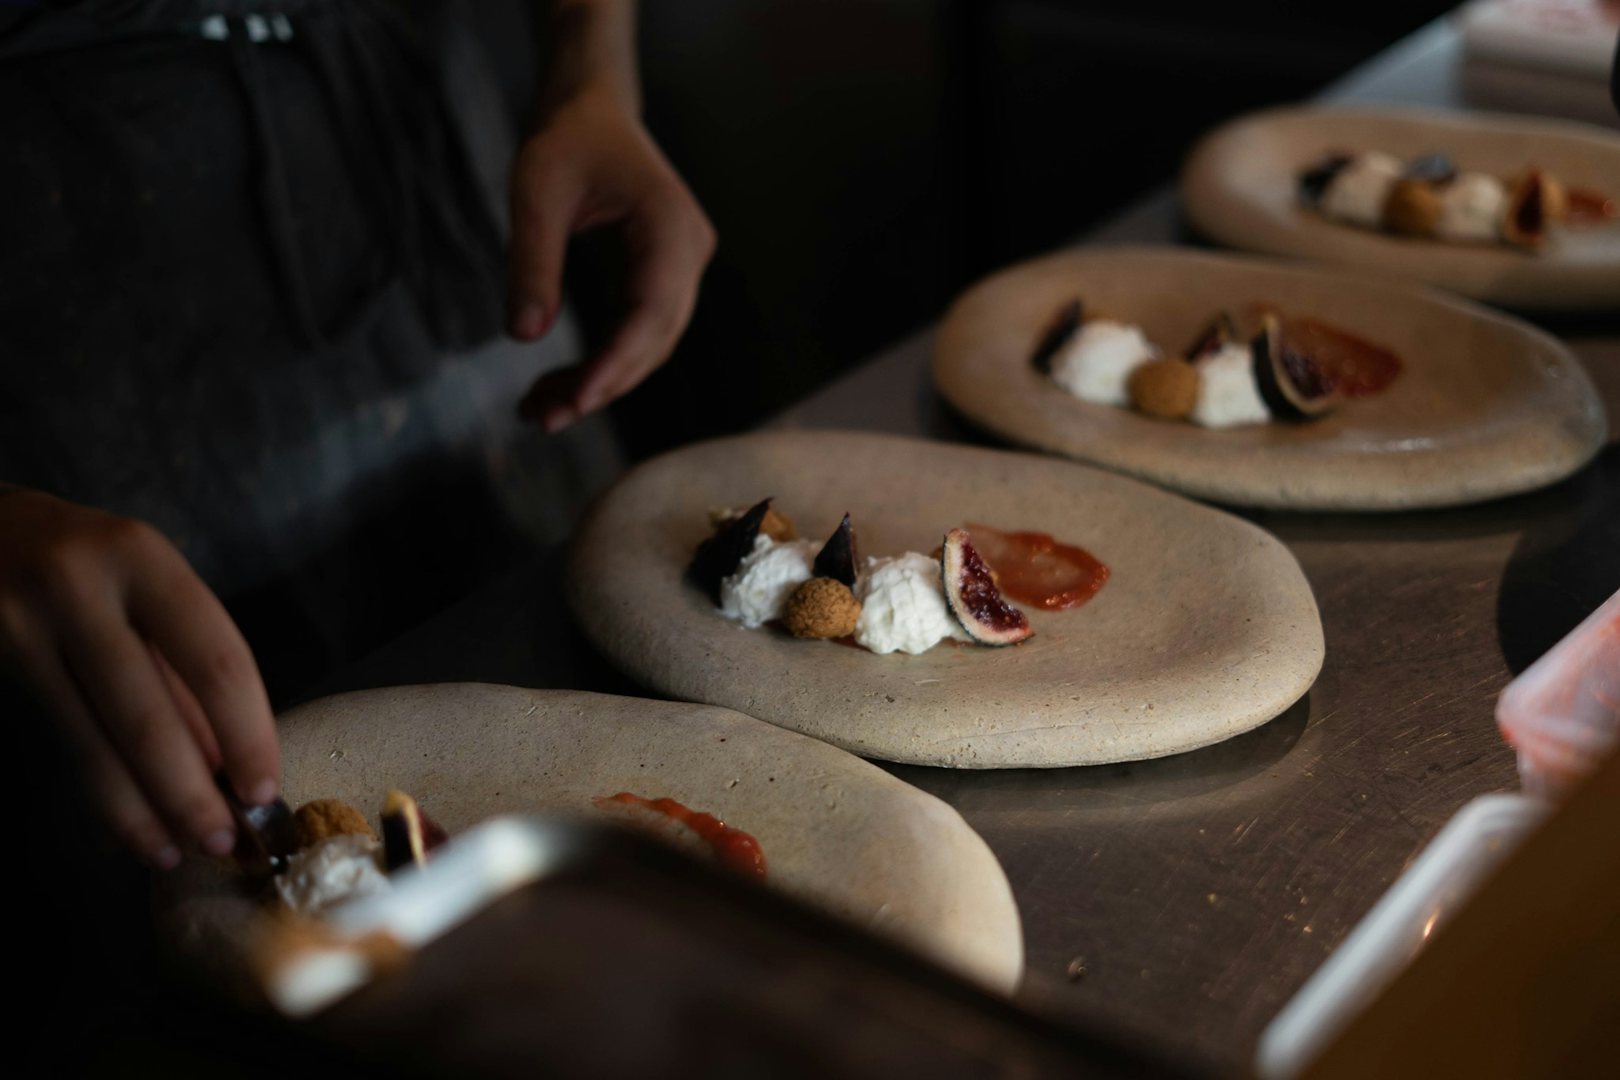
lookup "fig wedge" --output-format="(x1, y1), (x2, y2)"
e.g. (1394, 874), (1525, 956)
(1298, 152), (1353, 208)
(1031, 298), (1083, 373)
(942, 528), (1032, 646)
(1251, 314), (1340, 421)
(380, 790), (446, 872)
(219, 770), (297, 877)
(1503, 167), (1568, 249)
(689, 497), (772, 601)
(1402, 152), (1456, 185)
(1183, 311), (1240, 361)
(812, 514), (858, 587)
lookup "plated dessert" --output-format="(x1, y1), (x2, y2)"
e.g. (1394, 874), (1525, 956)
(690, 497), (1108, 655)
(1298, 150), (1615, 249)
(1035, 299), (1401, 429)
(1180, 106), (1620, 308)
(160, 685), (1025, 1004)
(932, 246), (1605, 509)
(568, 430), (1325, 767)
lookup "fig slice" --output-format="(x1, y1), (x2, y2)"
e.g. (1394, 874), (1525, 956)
(1402, 152), (1456, 185)
(941, 528), (1033, 647)
(1298, 152), (1353, 208)
(219, 770), (298, 877)
(1031, 298), (1083, 373)
(811, 513), (858, 587)
(380, 790), (446, 872)
(1503, 168), (1568, 249)
(1251, 314), (1340, 421)
(689, 497), (772, 601)
(1183, 311), (1240, 361)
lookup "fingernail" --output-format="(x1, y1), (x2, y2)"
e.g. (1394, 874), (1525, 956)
(249, 778), (279, 806)
(153, 845), (181, 871)
(203, 828), (236, 857)
(513, 303), (547, 340)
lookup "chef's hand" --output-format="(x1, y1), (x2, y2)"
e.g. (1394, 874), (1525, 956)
(0, 487), (279, 868)
(507, 4), (715, 433)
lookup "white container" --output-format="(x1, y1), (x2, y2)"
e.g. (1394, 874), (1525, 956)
(1255, 794), (1547, 1079)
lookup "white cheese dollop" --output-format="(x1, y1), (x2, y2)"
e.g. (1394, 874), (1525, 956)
(1435, 172), (1507, 243)
(1320, 151), (1402, 228)
(1190, 342), (1271, 429)
(719, 536), (817, 628)
(1049, 320), (1160, 406)
(853, 552), (970, 656)
(275, 834), (390, 916)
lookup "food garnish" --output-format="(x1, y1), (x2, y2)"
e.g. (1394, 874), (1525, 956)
(1128, 358), (1201, 420)
(782, 577), (861, 639)
(941, 528), (1033, 647)
(594, 793), (767, 881)
(293, 798), (374, 848)
(811, 513), (858, 587)
(379, 789), (446, 872)
(690, 497), (773, 601)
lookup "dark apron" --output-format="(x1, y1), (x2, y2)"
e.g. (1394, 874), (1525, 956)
(0, 1), (616, 696)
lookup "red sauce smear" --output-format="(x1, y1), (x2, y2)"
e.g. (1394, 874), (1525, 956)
(594, 792), (767, 881)
(1278, 316), (1402, 398)
(1566, 187), (1619, 226)
(964, 523), (1109, 611)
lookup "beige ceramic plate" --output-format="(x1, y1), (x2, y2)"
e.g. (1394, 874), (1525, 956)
(932, 246), (1605, 509)
(1180, 105), (1620, 308)
(167, 684), (1023, 992)
(567, 431), (1323, 769)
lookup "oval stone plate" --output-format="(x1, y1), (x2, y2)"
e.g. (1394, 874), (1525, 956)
(567, 431), (1324, 769)
(932, 246), (1605, 509)
(166, 684), (1023, 993)
(1179, 105), (1620, 309)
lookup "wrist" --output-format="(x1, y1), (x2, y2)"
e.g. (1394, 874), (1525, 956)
(535, 0), (641, 125)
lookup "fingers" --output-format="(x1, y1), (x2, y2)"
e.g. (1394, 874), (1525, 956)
(1, 611), (180, 868)
(57, 589), (238, 858)
(574, 191), (715, 416)
(519, 188), (714, 431)
(129, 556), (278, 807)
(508, 145), (581, 342)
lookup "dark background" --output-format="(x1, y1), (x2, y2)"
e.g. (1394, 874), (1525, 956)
(594, 0), (1460, 459)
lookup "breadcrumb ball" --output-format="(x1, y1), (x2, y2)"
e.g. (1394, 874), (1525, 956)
(293, 799), (375, 848)
(782, 577), (861, 639)
(1128, 358), (1200, 420)
(1382, 178), (1442, 237)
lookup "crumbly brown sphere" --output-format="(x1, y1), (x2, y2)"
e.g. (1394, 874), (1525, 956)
(293, 799), (375, 848)
(1382, 178), (1443, 237)
(1127, 358), (1200, 420)
(782, 577), (861, 639)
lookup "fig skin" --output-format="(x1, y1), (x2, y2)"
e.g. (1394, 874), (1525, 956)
(1402, 152), (1456, 185)
(1383, 179), (1443, 237)
(219, 770), (298, 877)
(1183, 311), (1239, 361)
(941, 528), (1032, 647)
(811, 514), (858, 587)
(690, 497), (773, 601)
(1251, 314), (1339, 422)
(1031, 298), (1083, 373)
(1298, 152), (1353, 208)
(1128, 359), (1200, 420)
(380, 790), (443, 872)
(1503, 168), (1568, 249)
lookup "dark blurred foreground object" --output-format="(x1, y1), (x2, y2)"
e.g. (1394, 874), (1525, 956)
(1299, 744), (1620, 1079)
(278, 824), (1200, 1079)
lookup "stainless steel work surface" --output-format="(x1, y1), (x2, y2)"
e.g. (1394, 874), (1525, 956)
(314, 20), (1620, 1072)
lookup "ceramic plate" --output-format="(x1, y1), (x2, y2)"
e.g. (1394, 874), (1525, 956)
(931, 246), (1605, 509)
(162, 685), (1022, 992)
(1179, 105), (1620, 308)
(567, 430), (1323, 769)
